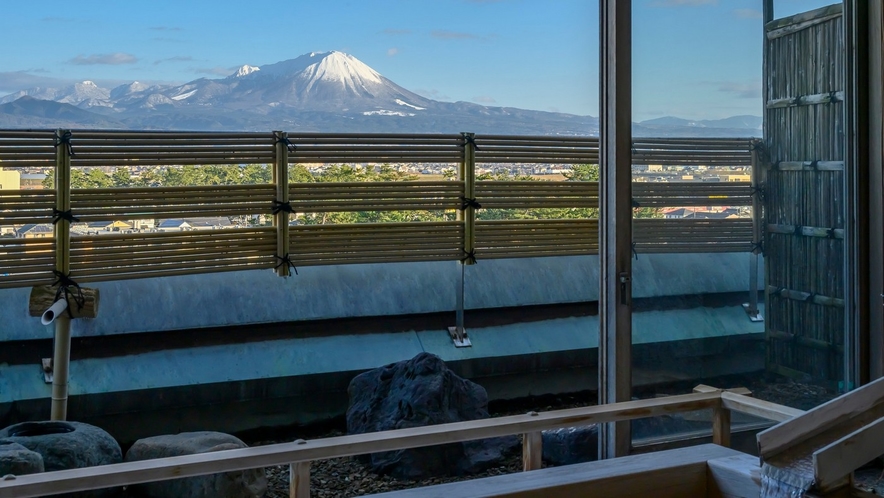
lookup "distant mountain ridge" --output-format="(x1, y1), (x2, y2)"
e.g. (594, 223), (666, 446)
(0, 51), (760, 137)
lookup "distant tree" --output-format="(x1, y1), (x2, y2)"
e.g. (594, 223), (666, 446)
(85, 169), (113, 188)
(111, 168), (132, 187)
(564, 163), (600, 182)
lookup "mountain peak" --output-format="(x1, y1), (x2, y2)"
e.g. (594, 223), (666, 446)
(231, 65), (260, 78)
(299, 51), (382, 90)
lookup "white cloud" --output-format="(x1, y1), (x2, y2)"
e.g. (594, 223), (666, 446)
(69, 53), (138, 65)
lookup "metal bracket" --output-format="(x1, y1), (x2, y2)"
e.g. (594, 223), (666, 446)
(447, 326), (472, 348)
(41, 358), (53, 384)
(742, 303), (765, 322)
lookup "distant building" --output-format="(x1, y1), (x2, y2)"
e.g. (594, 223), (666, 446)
(0, 168), (21, 191)
(20, 173), (45, 190)
(85, 221), (134, 232)
(15, 224), (53, 238)
(185, 217), (234, 230)
(156, 220), (192, 232)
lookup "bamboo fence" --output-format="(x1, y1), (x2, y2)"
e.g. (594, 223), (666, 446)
(764, 4), (845, 383)
(0, 131), (754, 287)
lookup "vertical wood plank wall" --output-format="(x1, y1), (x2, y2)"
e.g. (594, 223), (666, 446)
(764, 5), (846, 384)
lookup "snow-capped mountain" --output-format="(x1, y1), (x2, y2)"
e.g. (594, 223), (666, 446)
(0, 80), (111, 108)
(0, 51), (759, 136)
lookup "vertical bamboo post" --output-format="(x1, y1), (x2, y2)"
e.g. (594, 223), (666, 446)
(289, 461), (310, 498)
(452, 132), (477, 344)
(51, 128), (72, 421)
(462, 131), (477, 266)
(522, 431), (542, 471)
(273, 131), (291, 277)
(745, 140), (763, 322)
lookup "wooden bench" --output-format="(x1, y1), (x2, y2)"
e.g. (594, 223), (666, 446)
(365, 444), (760, 498)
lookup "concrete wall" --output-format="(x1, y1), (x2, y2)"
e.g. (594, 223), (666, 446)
(0, 253), (762, 341)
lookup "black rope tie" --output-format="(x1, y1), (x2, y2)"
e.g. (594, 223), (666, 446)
(462, 135), (480, 151)
(828, 91), (840, 104)
(827, 228), (837, 239)
(751, 241), (764, 255)
(793, 224), (804, 236)
(460, 197), (482, 210)
(631, 242), (638, 261)
(461, 250), (477, 265)
(809, 160), (819, 171)
(792, 95), (803, 106)
(276, 136), (296, 153)
(52, 270), (85, 318)
(54, 131), (75, 157)
(749, 141), (763, 151)
(772, 287), (785, 297)
(805, 292), (817, 303)
(274, 254), (298, 275)
(52, 209), (79, 224)
(271, 200), (295, 215)
(631, 199), (641, 209)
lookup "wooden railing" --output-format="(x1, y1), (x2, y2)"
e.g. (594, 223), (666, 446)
(0, 131), (759, 288)
(0, 389), (802, 498)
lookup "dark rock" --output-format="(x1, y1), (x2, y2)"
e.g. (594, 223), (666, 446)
(0, 441), (44, 477)
(346, 352), (519, 479)
(0, 421), (121, 497)
(542, 425), (598, 466)
(125, 431), (267, 498)
(540, 415), (710, 467)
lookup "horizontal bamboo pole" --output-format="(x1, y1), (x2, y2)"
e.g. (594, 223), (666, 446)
(71, 240), (276, 258)
(290, 227), (463, 238)
(72, 257), (276, 279)
(71, 131), (271, 139)
(767, 92), (844, 109)
(0, 277), (57, 289)
(72, 250), (275, 270)
(73, 228), (271, 240)
(72, 238), (274, 253)
(479, 248), (598, 256)
(766, 286), (845, 307)
(72, 192), (275, 202)
(288, 137), (462, 144)
(769, 161), (844, 171)
(72, 210), (270, 220)
(73, 184), (277, 195)
(479, 250), (597, 259)
(767, 224), (845, 239)
(0, 259), (55, 268)
(72, 146), (274, 153)
(28, 285), (99, 319)
(768, 330), (844, 353)
(287, 254), (463, 267)
(0, 130), (57, 138)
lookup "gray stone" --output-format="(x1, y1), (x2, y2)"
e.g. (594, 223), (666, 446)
(540, 416), (710, 466)
(542, 426), (598, 466)
(347, 352), (519, 479)
(0, 421), (121, 497)
(125, 431), (267, 498)
(0, 441), (44, 477)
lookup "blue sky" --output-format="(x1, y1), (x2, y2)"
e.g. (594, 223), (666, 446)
(0, 0), (834, 121)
